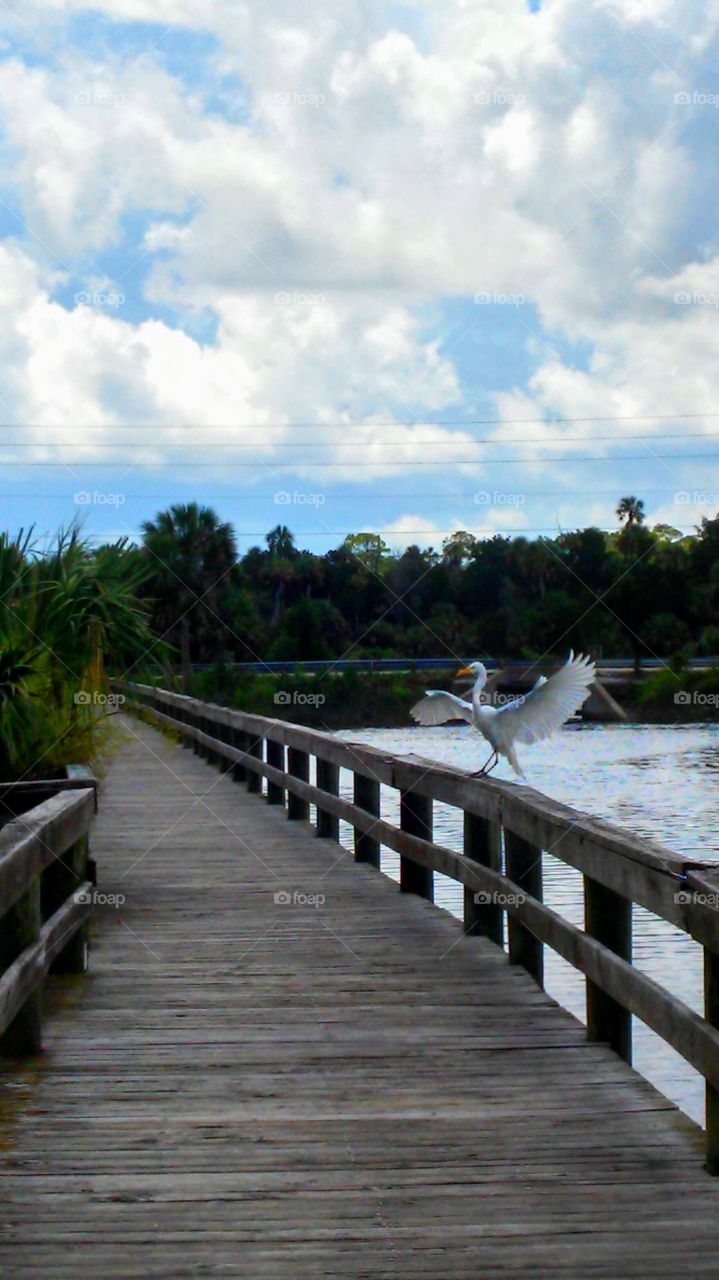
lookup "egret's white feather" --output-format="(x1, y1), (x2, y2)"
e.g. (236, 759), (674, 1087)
(488, 652), (595, 752)
(410, 690), (474, 726)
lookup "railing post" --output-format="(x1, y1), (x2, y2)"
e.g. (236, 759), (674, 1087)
(231, 726), (247, 783)
(246, 734), (263, 794)
(583, 877), (632, 1063)
(266, 739), (285, 806)
(287, 748), (310, 821)
(47, 834), (90, 975)
(463, 811), (503, 946)
(316, 758), (339, 839)
(353, 773), (380, 867)
(504, 830), (543, 987)
(704, 947), (719, 1174)
(399, 790), (433, 901)
(0, 877), (42, 1056)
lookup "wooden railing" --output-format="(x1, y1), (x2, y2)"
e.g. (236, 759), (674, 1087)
(0, 778), (96, 1056)
(118, 681), (719, 1173)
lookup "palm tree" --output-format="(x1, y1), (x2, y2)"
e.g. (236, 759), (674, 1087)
(141, 504), (237, 690)
(616, 496), (645, 528)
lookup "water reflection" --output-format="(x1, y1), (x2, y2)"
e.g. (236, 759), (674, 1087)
(335, 721), (719, 1125)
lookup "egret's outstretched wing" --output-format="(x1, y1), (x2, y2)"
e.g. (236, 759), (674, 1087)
(410, 690), (474, 726)
(492, 652), (595, 747)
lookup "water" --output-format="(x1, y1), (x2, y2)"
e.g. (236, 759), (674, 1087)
(332, 721), (719, 1125)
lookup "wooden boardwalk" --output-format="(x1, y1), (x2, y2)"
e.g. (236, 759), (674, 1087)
(1, 717), (719, 1277)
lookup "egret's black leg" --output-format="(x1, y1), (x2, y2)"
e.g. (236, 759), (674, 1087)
(471, 750), (497, 777)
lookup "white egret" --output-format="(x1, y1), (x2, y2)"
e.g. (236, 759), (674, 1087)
(410, 651), (596, 776)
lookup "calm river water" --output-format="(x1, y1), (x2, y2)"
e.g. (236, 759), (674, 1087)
(333, 722), (719, 1125)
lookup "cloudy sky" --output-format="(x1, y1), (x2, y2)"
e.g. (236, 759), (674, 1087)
(1, 0), (718, 551)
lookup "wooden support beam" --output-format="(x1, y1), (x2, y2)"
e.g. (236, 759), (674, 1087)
(287, 749), (310, 821)
(246, 735), (263, 794)
(400, 791), (433, 901)
(316, 759), (340, 840)
(463, 812), (503, 946)
(504, 830), (543, 986)
(584, 877), (632, 1063)
(705, 947), (719, 1174)
(0, 876), (42, 1056)
(353, 773), (380, 867)
(266, 739), (285, 806)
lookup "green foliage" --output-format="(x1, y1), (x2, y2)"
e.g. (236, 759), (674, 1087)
(0, 526), (161, 780)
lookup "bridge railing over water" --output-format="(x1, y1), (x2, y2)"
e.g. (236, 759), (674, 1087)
(117, 681), (719, 1173)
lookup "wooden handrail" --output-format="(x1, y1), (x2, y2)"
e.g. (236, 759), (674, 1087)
(117, 680), (719, 1173)
(0, 784), (96, 1056)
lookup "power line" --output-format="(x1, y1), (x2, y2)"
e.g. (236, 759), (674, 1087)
(3, 412), (719, 429)
(1, 452), (718, 467)
(0, 485), (705, 499)
(3, 431), (719, 448)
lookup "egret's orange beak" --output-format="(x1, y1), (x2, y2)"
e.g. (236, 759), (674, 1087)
(455, 665), (473, 678)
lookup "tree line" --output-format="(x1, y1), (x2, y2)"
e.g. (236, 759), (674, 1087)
(137, 497), (719, 682)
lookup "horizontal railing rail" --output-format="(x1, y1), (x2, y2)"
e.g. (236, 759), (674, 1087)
(116, 680), (719, 1173)
(0, 784), (96, 1056)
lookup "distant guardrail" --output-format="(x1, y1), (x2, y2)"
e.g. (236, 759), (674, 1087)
(156, 656), (719, 675)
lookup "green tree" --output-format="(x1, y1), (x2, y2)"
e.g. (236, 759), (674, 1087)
(142, 504), (237, 690)
(616, 495), (646, 528)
